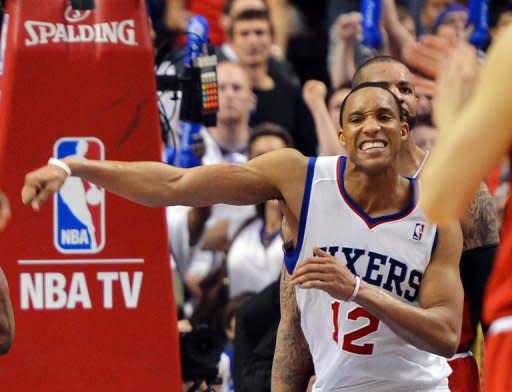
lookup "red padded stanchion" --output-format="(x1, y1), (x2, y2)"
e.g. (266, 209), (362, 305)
(0, 1), (181, 390)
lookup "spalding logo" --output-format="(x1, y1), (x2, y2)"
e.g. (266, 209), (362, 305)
(24, 5), (137, 47)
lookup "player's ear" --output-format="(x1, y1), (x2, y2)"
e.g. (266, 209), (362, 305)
(339, 128), (346, 146)
(401, 121), (409, 141)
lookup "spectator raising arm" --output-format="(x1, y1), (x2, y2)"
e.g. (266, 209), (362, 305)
(302, 80), (342, 156)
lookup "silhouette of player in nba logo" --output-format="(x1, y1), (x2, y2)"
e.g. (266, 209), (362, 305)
(413, 223), (424, 241)
(54, 138), (105, 253)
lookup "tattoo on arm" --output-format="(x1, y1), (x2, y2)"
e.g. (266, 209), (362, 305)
(461, 182), (500, 251)
(272, 268), (314, 391)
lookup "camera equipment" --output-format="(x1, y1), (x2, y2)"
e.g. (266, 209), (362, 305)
(156, 16), (219, 168)
(70, 0), (95, 10)
(180, 325), (225, 391)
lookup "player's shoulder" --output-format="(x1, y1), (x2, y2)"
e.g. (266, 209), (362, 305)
(250, 148), (309, 170)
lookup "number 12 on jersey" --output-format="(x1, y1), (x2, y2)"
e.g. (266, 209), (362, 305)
(331, 301), (380, 355)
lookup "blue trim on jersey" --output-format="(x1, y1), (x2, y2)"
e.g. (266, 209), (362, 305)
(337, 156), (418, 229)
(432, 228), (439, 254)
(284, 157), (317, 274)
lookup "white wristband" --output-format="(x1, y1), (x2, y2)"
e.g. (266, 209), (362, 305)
(48, 158), (72, 177)
(348, 275), (361, 302)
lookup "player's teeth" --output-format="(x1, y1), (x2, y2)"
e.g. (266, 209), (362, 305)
(362, 141), (385, 151)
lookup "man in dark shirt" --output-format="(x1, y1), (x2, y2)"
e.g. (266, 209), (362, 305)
(228, 9), (318, 156)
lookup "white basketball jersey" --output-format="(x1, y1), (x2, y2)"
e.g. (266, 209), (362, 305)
(286, 156), (451, 392)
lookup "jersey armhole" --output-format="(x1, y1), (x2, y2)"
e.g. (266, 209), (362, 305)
(284, 157), (317, 274)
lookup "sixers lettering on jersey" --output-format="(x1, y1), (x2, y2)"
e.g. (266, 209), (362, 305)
(319, 246), (422, 302)
(54, 137), (105, 253)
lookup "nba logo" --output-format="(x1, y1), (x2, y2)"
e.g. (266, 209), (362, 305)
(53, 137), (105, 253)
(413, 223), (424, 241)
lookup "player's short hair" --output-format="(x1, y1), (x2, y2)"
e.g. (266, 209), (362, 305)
(227, 8), (274, 38)
(339, 83), (405, 128)
(352, 56), (409, 88)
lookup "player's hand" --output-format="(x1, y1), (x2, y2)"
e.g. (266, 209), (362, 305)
(302, 80), (328, 111)
(0, 192), (11, 231)
(21, 165), (68, 211)
(289, 247), (357, 301)
(433, 42), (479, 131)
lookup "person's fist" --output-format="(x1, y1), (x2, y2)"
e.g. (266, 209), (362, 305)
(302, 80), (328, 109)
(337, 12), (362, 41)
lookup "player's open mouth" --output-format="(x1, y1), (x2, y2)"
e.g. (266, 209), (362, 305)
(358, 140), (388, 151)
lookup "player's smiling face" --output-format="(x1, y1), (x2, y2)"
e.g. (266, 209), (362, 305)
(340, 87), (408, 173)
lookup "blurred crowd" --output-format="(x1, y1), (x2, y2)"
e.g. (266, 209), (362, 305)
(143, 1), (512, 391)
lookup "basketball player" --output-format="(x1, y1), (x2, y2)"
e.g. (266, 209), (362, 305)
(21, 84), (463, 390)
(298, 56), (497, 391)
(59, 140), (102, 248)
(272, 83), (463, 391)
(352, 56), (499, 392)
(418, 25), (512, 392)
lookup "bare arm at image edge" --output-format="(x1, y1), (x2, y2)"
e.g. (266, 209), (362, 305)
(0, 267), (14, 354)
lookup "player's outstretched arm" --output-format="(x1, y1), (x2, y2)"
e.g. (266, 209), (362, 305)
(21, 148), (308, 211)
(290, 222), (464, 358)
(272, 267), (314, 391)
(421, 25), (512, 224)
(0, 267), (14, 354)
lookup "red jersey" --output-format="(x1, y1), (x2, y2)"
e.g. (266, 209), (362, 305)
(484, 154), (512, 323)
(189, 0), (225, 45)
(173, 0), (225, 48)
(458, 297), (476, 352)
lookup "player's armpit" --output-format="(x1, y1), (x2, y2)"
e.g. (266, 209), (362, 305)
(272, 267), (314, 391)
(460, 182), (500, 251)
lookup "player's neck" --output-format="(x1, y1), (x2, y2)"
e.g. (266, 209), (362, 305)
(344, 165), (412, 217)
(398, 138), (426, 177)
